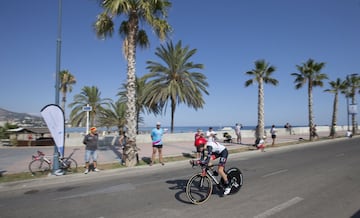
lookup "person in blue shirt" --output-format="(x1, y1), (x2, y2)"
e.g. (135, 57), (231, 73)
(150, 122), (165, 166)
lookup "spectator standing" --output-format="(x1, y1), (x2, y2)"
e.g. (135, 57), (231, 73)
(235, 123), (242, 144)
(284, 122), (293, 135)
(311, 124), (319, 140)
(118, 131), (127, 164)
(83, 127), (100, 174)
(270, 125), (277, 145)
(150, 122), (165, 166)
(206, 127), (217, 142)
(194, 129), (206, 159)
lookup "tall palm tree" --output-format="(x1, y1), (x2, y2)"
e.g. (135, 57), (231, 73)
(68, 86), (112, 128)
(98, 100), (127, 133)
(93, 0), (172, 142)
(143, 40), (209, 133)
(245, 59), (278, 140)
(117, 76), (161, 134)
(344, 74), (360, 135)
(291, 58), (328, 141)
(59, 70), (76, 115)
(324, 78), (347, 138)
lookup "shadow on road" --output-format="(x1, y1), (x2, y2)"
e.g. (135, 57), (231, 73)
(166, 179), (193, 204)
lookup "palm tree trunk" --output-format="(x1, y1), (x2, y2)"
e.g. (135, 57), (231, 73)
(329, 92), (338, 138)
(61, 94), (66, 118)
(258, 80), (265, 139)
(170, 98), (176, 133)
(308, 82), (314, 141)
(124, 16), (139, 167)
(351, 95), (357, 135)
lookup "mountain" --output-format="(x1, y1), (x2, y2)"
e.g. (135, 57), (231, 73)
(0, 107), (44, 126)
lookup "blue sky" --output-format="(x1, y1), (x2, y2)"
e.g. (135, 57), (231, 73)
(0, 0), (359, 128)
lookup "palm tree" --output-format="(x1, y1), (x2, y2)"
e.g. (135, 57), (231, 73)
(93, 0), (171, 138)
(59, 70), (76, 115)
(68, 86), (112, 128)
(143, 40), (209, 133)
(291, 58), (328, 140)
(245, 59), (278, 140)
(344, 74), (360, 135)
(94, 0), (172, 167)
(117, 76), (161, 134)
(98, 100), (127, 133)
(324, 78), (347, 138)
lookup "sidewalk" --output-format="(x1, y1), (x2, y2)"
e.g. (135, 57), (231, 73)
(0, 130), (343, 175)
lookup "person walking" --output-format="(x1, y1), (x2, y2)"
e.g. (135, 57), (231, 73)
(83, 127), (100, 174)
(235, 123), (242, 144)
(270, 125), (277, 146)
(150, 122), (165, 166)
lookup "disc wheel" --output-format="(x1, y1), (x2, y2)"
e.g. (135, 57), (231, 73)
(221, 167), (243, 194)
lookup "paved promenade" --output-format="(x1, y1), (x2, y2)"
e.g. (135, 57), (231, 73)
(0, 129), (348, 175)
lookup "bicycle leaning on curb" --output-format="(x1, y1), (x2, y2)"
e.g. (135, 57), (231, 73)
(28, 148), (79, 176)
(186, 160), (243, 205)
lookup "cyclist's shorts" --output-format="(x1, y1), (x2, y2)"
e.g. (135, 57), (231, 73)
(212, 149), (228, 166)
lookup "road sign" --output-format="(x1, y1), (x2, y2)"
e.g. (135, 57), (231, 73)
(82, 106), (92, 111)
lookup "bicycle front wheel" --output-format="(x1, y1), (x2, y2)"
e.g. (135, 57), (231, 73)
(186, 173), (213, 205)
(28, 159), (51, 176)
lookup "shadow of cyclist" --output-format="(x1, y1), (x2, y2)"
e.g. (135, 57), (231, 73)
(166, 179), (193, 204)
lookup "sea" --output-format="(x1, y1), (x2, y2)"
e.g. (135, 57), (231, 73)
(66, 125), (303, 134)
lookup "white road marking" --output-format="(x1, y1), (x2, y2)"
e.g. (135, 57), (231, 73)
(253, 196), (304, 218)
(335, 153), (345, 157)
(262, 169), (288, 178)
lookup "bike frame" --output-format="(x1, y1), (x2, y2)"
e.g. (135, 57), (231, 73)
(33, 148), (79, 168)
(33, 151), (52, 164)
(200, 165), (223, 187)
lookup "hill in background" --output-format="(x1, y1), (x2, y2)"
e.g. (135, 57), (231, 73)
(0, 107), (44, 127)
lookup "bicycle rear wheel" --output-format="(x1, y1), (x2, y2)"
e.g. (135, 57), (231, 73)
(28, 159), (51, 176)
(186, 173), (213, 205)
(221, 167), (243, 194)
(61, 158), (78, 173)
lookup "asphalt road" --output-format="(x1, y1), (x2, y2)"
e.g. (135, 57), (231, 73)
(0, 137), (359, 218)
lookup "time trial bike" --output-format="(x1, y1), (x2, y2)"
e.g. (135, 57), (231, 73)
(186, 160), (243, 205)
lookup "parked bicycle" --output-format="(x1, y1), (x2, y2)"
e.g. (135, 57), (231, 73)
(28, 148), (79, 176)
(186, 160), (243, 205)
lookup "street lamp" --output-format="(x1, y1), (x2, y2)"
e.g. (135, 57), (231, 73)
(53, 0), (62, 173)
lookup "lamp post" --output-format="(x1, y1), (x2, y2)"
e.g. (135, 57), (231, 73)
(346, 91), (350, 131)
(53, 0), (62, 173)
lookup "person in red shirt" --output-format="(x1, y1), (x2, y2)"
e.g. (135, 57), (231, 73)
(194, 129), (206, 159)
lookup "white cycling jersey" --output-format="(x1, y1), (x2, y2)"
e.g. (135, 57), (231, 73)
(206, 141), (226, 154)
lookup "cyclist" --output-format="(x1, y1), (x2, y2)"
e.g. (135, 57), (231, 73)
(200, 140), (231, 195)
